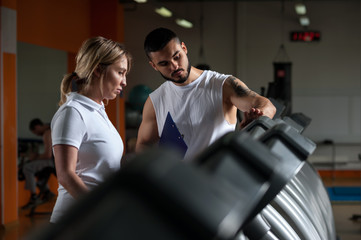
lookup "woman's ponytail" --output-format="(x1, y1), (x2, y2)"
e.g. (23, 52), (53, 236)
(59, 72), (77, 106)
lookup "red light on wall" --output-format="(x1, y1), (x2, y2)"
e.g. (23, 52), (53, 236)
(290, 31), (321, 42)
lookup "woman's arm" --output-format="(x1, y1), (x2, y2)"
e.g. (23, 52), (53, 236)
(53, 144), (89, 199)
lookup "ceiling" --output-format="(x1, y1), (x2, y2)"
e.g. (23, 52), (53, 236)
(119, 0), (344, 2)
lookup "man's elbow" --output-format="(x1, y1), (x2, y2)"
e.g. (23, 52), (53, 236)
(135, 139), (147, 153)
(135, 143), (143, 153)
(266, 99), (277, 119)
(135, 138), (159, 153)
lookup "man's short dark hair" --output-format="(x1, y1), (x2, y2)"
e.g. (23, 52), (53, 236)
(144, 27), (180, 59)
(29, 118), (43, 131)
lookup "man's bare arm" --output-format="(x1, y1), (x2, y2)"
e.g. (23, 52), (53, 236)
(223, 76), (276, 128)
(135, 97), (160, 153)
(224, 76), (276, 118)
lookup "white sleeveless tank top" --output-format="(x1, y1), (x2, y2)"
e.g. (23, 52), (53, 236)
(150, 70), (236, 161)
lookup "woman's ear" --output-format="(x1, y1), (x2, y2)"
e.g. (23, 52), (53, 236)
(93, 65), (103, 78)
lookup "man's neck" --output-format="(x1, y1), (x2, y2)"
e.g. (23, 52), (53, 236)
(173, 66), (204, 86)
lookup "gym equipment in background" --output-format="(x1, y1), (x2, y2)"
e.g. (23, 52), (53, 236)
(125, 84), (152, 128)
(127, 84), (152, 112)
(266, 43), (292, 117)
(286, 112), (312, 132)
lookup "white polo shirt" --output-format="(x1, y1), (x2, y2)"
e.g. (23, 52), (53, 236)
(50, 92), (123, 223)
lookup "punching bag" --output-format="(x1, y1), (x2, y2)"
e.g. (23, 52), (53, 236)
(272, 62), (292, 115)
(266, 44), (292, 116)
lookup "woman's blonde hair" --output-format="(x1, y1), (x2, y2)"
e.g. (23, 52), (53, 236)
(59, 36), (131, 106)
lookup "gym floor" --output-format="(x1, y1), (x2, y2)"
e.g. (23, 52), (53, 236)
(311, 143), (361, 240)
(322, 173), (361, 240)
(1, 145), (360, 240)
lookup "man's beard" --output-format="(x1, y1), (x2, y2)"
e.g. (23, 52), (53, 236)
(160, 60), (191, 84)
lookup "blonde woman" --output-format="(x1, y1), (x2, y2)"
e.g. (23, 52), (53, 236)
(50, 37), (131, 223)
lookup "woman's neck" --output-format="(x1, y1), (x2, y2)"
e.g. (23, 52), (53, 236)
(79, 89), (103, 105)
